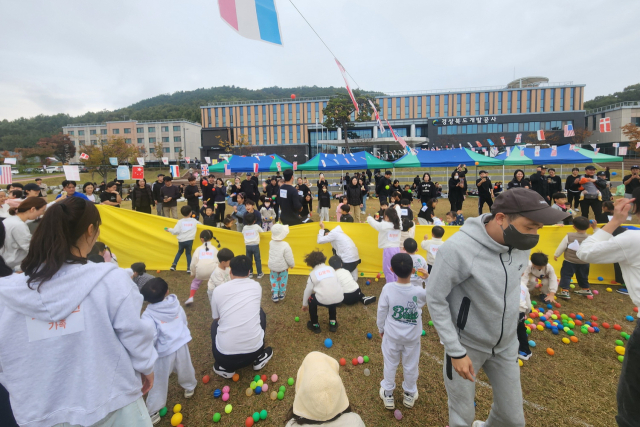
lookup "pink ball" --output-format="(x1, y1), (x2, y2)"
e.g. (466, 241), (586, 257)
(222, 392), (230, 401)
(357, 356), (364, 364)
(587, 295), (594, 300)
(222, 385), (230, 393)
(593, 290), (599, 295)
(262, 384), (268, 392)
(271, 374), (278, 383)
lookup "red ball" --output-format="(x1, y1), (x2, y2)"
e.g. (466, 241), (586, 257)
(339, 358), (346, 366)
(634, 307), (639, 313)
(588, 327), (595, 333)
(555, 303), (561, 308)
(261, 374), (267, 382)
(569, 313), (576, 319)
(352, 358), (358, 366)
(592, 322), (598, 327)
(587, 295), (594, 300)
(602, 322), (610, 329)
(575, 320), (582, 326)
(553, 310), (560, 315)
(291, 94), (296, 99)
(529, 312), (537, 318)
(202, 375), (210, 384)
(591, 315), (598, 321)
(246, 417), (254, 427)
(614, 324), (622, 331)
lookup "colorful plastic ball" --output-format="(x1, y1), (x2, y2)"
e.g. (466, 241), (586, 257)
(540, 316), (547, 322)
(270, 391), (278, 400)
(587, 295), (594, 300)
(607, 288), (613, 292)
(213, 412), (221, 422)
(159, 407), (168, 417)
(245, 417), (254, 427)
(260, 409), (268, 420)
(324, 338), (333, 348)
(475, 161), (479, 166)
(570, 336), (579, 343)
(156, 270), (162, 273)
(271, 374), (278, 382)
(394, 409), (403, 420)
(622, 332), (630, 340)
(576, 314), (583, 320)
(552, 328), (559, 335)
(253, 412), (260, 422)
(614, 324), (622, 331)
(570, 284), (576, 289)
(593, 290), (599, 295)
(598, 276), (604, 281)
(536, 325), (544, 331)
(562, 337), (570, 344)
(569, 313), (576, 319)
(594, 327), (600, 333)
(422, 202), (427, 206)
(546, 348), (555, 356)
(528, 340), (536, 347)
(224, 404), (232, 414)
(616, 346), (626, 356)
(222, 392), (230, 401)
(635, 307), (639, 313)
(575, 320), (583, 326)
(616, 339), (624, 346)
(214, 389), (222, 398)
(339, 358), (346, 366)
(365, 280), (371, 285)
(257, 380), (264, 387)
(555, 302), (562, 308)
(202, 375), (210, 384)
(262, 384), (269, 392)
(245, 388), (253, 396)
(626, 315), (634, 322)
(254, 374), (260, 381)
(518, 359), (523, 367)
(250, 381), (257, 390)
(367, 333), (373, 339)
(567, 330), (575, 336)
(277, 391), (284, 400)
(171, 413), (183, 426)
(288, 377), (294, 386)
(364, 355), (370, 363)
(422, 329), (426, 336)
(358, 356), (364, 364)
(547, 304), (553, 309)
(255, 386), (262, 395)
(295, 316), (300, 322)
(612, 171), (618, 176)
(588, 327), (595, 333)
(551, 314), (558, 320)
(351, 358), (358, 366)
(291, 94), (296, 99)
(232, 373), (240, 382)
(428, 320), (434, 326)
(364, 368), (371, 376)
(222, 385), (230, 393)
(279, 385), (286, 392)
(591, 315), (598, 321)
(619, 355), (625, 363)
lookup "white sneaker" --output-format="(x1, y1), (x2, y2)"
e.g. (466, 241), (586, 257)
(185, 297), (194, 306)
(184, 388), (195, 398)
(379, 387), (395, 410)
(257, 273), (264, 279)
(403, 391), (418, 408)
(472, 421), (486, 427)
(249, 273), (254, 278)
(150, 412), (161, 425)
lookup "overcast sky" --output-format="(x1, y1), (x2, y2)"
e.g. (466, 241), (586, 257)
(1, 0), (638, 121)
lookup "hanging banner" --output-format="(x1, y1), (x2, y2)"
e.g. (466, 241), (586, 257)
(551, 146), (557, 157)
(205, 156), (211, 164)
(137, 157), (145, 166)
(293, 161), (298, 171)
(224, 164), (230, 176)
(132, 166), (144, 180)
(169, 165), (179, 178)
(3, 158), (16, 165)
(185, 157), (191, 163)
(116, 166), (130, 180)
(368, 99), (385, 134)
(161, 157), (169, 165)
(109, 157), (118, 166)
(0, 166), (12, 185)
(515, 133), (522, 143)
(534, 146), (541, 157)
(63, 165), (80, 181)
(253, 163), (259, 174)
(335, 58), (359, 113)
(201, 165), (209, 176)
(620, 147), (628, 155)
(500, 136), (506, 145)
(80, 153), (89, 160)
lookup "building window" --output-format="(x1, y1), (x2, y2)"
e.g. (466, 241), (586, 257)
(148, 127), (155, 132)
(69, 130), (74, 135)
(89, 129), (96, 135)
(386, 98), (391, 118)
(124, 128), (131, 134)
(405, 97), (410, 116)
(281, 104), (285, 124)
(229, 108), (234, 125)
(240, 107), (244, 126)
(174, 136), (181, 142)
(296, 103), (300, 124)
(296, 125), (301, 143)
(273, 105), (278, 123)
(173, 126), (180, 131)
(435, 95), (440, 117)
(125, 138), (132, 144)
(207, 108), (212, 127)
(289, 125), (293, 143)
(484, 93), (489, 115)
(274, 126), (279, 143)
(137, 138), (144, 144)
(517, 91), (521, 113)
(78, 130), (85, 136)
(465, 93), (470, 115)
(172, 148), (178, 153)
(560, 89), (565, 110)
(79, 140), (85, 145)
(281, 126), (285, 143)
(288, 104), (292, 123)
(570, 88), (575, 111)
(456, 94), (461, 116)
(417, 98), (422, 117)
(149, 148), (155, 153)
(254, 106), (259, 125)
(507, 92), (512, 112)
(89, 140), (96, 145)
(248, 127), (253, 143)
(307, 103), (311, 122)
(99, 129), (106, 135)
(263, 127), (268, 144)
(149, 137), (156, 143)
(113, 129), (120, 134)
(162, 137), (169, 142)
(633, 117), (640, 126)
(396, 97), (401, 118)
(247, 107), (252, 126)
(444, 95), (449, 116)
(426, 96), (431, 117)
(497, 92), (502, 114)
(526, 90), (531, 113)
(550, 89), (555, 111)
(222, 108), (226, 126)
(540, 89), (545, 112)
(315, 102), (320, 121)
(215, 109), (219, 127)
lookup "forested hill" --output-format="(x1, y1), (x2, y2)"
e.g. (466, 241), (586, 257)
(0, 85), (356, 151)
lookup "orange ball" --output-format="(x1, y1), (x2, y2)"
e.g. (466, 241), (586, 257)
(614, 324), (622, 331)
(156, 270), (161, 273)
(475, 162), (479, 165)
(339, 358), (346, 366)
(577, 312), (584, 318)
(232, 373), (240, 382)
(570, 336), (578, 343)
(546, 348), (555, 356)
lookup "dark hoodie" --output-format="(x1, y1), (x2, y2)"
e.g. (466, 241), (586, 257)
(345, 182), (363, 206)
(507, 169), (530, 190)
(448, 171), (464, 199)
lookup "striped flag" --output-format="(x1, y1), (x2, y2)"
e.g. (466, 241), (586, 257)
(224, 164), (230, 176)
(537, 130), (545, 141)
(253, 163), (259, 174)
(368, 100), (385, 134)
(515, 133), (522, 143)
(201, 165), (209, 176)
(170, 165), (179, 178)
(79, 153), (89, 160)
(385, 120), (407, 148)
(218, 0), (282, 45)
(0, 166), (12, 185)
(564, 124), (575, 137)
(336, 59), (359, 113)
(534, 146), (540, 157)
(293, 161), (297, 171)
(500, 136), (506, 145)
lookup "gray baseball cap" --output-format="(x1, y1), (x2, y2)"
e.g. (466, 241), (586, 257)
(491, 188), (570, 225)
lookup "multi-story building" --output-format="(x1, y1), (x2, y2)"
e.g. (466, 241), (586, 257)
(584, 101), (640, 157)
(200, 77), (586, 159)
(63, 119), (202, 162)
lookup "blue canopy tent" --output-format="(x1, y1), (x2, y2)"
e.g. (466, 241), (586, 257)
(208, 154), (292, 174)
(494, 145), (623, 165)
(297, 151), (394, 171)
(393, 148), (503, 168)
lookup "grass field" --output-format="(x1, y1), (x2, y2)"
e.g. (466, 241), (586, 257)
(29, 170), (637, 426)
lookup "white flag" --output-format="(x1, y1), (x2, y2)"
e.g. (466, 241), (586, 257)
(368, 99), (385, 134)
(136, 157), (145, 166)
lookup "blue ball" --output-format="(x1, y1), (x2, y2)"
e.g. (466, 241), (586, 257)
(576, 314), (583, 320)
(540, 316), (547, 322)
(255, 386), (262, 395)
(552, 328), (559, 335)
(612, 172), (617, 176)
(626, 315), (634, 322)
(585, 321), (592, 326)
(547, 304), (553, 309)
(324, 338), (333, 348)
(367, 333), (373, 339)
(594, 327), (600, 333)
(214, 389), (221, 398)
(528, 340), (536, 347)
(422, 202), (427, 206)
(598, 276), (604, 281)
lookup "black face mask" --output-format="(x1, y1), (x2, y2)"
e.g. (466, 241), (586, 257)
(502, 223), (539, 250)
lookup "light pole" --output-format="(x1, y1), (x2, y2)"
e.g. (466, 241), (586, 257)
(182, 126), (189, 166)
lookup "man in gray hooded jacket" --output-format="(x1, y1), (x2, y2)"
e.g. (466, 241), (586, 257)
(426, 188), (569, 427)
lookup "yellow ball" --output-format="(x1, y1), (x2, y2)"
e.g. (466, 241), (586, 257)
(616, 346), (626, 356)
(536, 324), (544, 331)
(551, 314), (558, 320)
(518, 359), (523, 367)
(171, 413), (183, 426)
(375, 278), (379, 282)
(225, 404), (233, 414)
(257, 380), (264, 387)
(173, 404), (182, 414)
(607, 288), (613, 292)
(562, 337), (570, 344)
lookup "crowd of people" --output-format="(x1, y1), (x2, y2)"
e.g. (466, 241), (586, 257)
(0, 162), (639, 427)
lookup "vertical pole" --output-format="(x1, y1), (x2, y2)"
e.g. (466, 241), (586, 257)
(502, 165), (505, 186)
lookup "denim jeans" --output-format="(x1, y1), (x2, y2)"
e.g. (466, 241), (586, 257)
(246, 244), (262, 275)
(156, 202), (164, 216)
(362, 194), (368, 213)
(172, 240), (193, 268)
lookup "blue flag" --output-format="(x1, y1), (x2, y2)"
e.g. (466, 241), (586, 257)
(116, 166), (130, 180)
(109, 157), (118, 166)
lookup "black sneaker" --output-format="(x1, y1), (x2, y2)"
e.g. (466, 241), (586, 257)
(170, 265), (176, 271)
(253, 347), (273, 370)
(213, 363), (235, 379)
(307, 321), (321, 334)
(362, 296), (377, 305)
(329, 321), (339, 332)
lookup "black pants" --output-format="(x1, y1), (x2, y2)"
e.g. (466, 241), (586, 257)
(342, 259), (361, 274)
(134, 206), (152, 214)
(280, 212), (303, 226)
(580, 198), (602, 219)
(211, 308), (266, 371)
(214, 202), (225, 224)
(616, 319), (640, 426)
(615, 263), (625, 285)
(0, 384), (17, 427)
(567, 191), (581, 209)
(308, 294), (338, 324)
(478, 195), (493, 215)
(189, 204), (200, 220)
(517, 313), (530, 354)
(449, 196), (463, 211)
(558, 261), (590, 290)
(343, 289), (364, 305)
(427, 264), (433, 274)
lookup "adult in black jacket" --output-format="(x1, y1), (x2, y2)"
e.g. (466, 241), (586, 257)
(200, 175), (216, 207)
(417, 172), (436, 205)
(547, 168), (563, 195)
(530, 166), (550, 204)
(366, 169), (372, 183)
(184, 176), (202, 219)
(296, 177), (312, 218)
(151, 174), (165, 216)
(241, 173), (259, 204)
(376, 171), (393, 204)
(413, 175), (421, 188)
(448, 170), (465, 211)
(250, 175), (260, 203)
(229, 177), (242, 203)
(507, 169), (530, 190)
(475, 170), (494, 215)
(212, 178), (227, 226)
(278, 169), (308, 226)
(265, 176), (279, 220)
(564, 167), (582, 210)
(130, 179), (155, 214)
(455, 164), (469, 194)
(345, 177), (364, 222)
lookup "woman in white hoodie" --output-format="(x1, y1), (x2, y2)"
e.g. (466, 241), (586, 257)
(0, 197), (157, 427)
(366, 207), (402, 283)
(0, 197), (46, 271)
(185, 229), (221, 306)
(268, 224), (295, 303)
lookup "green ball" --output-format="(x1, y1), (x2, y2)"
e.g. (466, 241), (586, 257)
(616, 340), (624, 346)
(428, 320), (434, 326)
(385, 185), (389, 190)
(561, 314), (568, 319)
(279, 385), (286, 393)
(531, 301), (537, 306)
(254, 374), (261, 382)
(288, 377), (294, 386)
(570, 284), (575, 289)
(277, 391), (285, 400)
(408, 189), (412, 193)
(421, 330), (426, 336)
(213, 412), (221, 422)
(563, 327), (570, 333)
(526, 328), (531, 335)
(360, 272), (364, 276)
(623, 332), (630, 340)
(159, 407), (168, 417)
(250, 381), (257, 390)
(618, 355), (625, 363)
(363, 355), (369, 363)
(253, 412), (260, 422)
(567, 330), (575, 336)
(294, 316), (300, 322)
(581, 328), (589, 334)
(260, 409), (268, 420)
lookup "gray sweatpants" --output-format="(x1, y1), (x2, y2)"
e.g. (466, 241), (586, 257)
(444, 340), (525, 427)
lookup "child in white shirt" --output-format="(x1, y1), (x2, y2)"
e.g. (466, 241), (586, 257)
(520, 252), (558, 304)
(302, 251), (344, 334)
(207, 248), (234, 305)
(141, 278), (197, 424)
(420, 225), (445, 273)
(328, 255), (376, 305)
(186, 230), (221, 306)
(165, 205), (199, 272)
(267, 224), (295, 303)
(242, 212), (264, 279)
(260, 199), (276, 232)
(517, 283), (533, 361)
(377, 252), (427, 410)
(403, 238), (429, 287)
(366, 208), (402, 283)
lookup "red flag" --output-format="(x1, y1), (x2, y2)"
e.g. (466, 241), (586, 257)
(293, 161), (297, 171)
(500, 137), (506, 145)
(599, 117), (611, 133)
(79, 153), (89, 160)
(385, 120), (407, 148)
(253, 163), (259, 174)
(537, 130), (545, 141)
(335, 58), (359, 113)
(475, 141), (482, 147)
(132, 166), (144, 180)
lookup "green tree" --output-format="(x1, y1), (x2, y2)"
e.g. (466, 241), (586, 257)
(81, 137), (139, 182)
(153, 140), (164, 161)
(584, 83), (640, 110)
(36, 133), (76, 164)
(322, 91), (377, 153)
